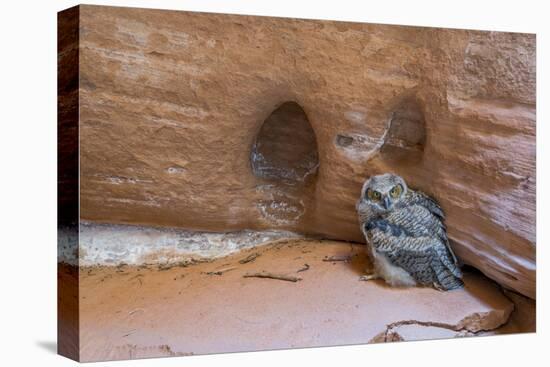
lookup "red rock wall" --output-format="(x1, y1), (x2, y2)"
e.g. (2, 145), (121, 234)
(72, 6), (536, 298)
(58, 6), (80, 362)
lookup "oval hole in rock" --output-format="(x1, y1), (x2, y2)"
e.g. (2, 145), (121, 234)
(251, 102), (319, 183)
(251, 101), (319, 227)
(381, 98), (426, 165)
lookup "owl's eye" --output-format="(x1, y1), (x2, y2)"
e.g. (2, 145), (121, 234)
(390, 184), (403, 198)
(367, 189), (381, 201)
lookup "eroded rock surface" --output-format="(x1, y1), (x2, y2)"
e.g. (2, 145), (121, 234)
(77, 239), (516, 361)
(71, 6), (535, 297)
(73, 221), (305, 266)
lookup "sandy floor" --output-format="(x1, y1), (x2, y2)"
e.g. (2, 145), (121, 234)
(66, 239), (527, 362)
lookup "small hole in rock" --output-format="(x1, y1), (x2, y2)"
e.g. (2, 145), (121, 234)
(335, 134), (354, 147)
(381, 98), (426, 165)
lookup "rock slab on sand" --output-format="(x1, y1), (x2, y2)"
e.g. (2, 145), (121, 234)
(75, 240), (516, 361)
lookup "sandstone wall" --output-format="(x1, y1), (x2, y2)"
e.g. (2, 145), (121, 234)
(72, 6), (536, 297)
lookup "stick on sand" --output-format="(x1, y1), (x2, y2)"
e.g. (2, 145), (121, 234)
(239, 253), (260, 264)
(243, 272), (301, 282)
(322, 255), (351, 262)
(206, 266), (237, 276)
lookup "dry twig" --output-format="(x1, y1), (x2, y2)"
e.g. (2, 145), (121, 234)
(206, 266), (237, 276)
(243, 272), (301, 282)
(297, 264), (310, 273)
(322, 255), (351, 262)
(239, 253), (260, 264)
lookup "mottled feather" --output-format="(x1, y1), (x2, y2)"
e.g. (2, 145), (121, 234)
(402, 190), (445, 219)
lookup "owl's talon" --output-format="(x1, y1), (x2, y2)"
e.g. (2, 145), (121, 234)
(359, 274), (379, 281)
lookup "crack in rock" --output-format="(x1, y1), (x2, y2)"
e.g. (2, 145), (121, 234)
(369, 305), (514, 343)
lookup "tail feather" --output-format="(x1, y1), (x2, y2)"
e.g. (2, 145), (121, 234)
(434, 266), (464, 290)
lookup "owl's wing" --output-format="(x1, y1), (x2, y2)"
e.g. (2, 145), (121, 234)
(396, 205), (461, 279)
(386, 205), (447, 243)
(367, 226), (436, 285)
(366, 214), (463, 289)
(392, 202), (460, 270)
(407, 190), (445, 219)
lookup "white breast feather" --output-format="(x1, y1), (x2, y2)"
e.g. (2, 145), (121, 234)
(371, 249), (417, 287)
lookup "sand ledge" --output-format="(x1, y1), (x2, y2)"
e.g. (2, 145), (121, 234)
(61, 238), (526, 362)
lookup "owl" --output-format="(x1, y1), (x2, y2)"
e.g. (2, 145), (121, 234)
(356, 173), (463, 290)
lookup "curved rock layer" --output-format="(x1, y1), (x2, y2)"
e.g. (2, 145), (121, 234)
(73, 6), (536, 297)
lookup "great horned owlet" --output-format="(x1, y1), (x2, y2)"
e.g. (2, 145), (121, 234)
(356, 173), (463, 290)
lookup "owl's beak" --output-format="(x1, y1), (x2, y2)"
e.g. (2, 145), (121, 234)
(383, 196), (391, 210)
